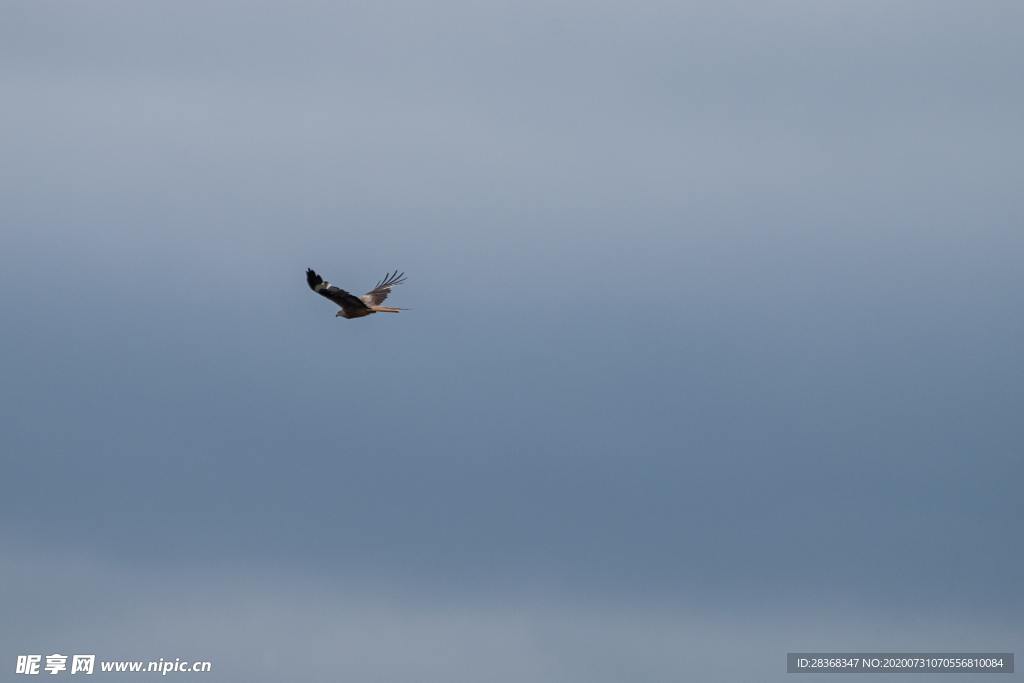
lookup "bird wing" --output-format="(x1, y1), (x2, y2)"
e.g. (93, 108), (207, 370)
(360, 270), (406, 306)
(306, 269), (369, 315)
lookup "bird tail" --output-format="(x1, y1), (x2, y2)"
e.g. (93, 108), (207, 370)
(372, 306), (403, 313)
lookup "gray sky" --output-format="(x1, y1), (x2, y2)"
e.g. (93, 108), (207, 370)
(2, 1), (1022, 680)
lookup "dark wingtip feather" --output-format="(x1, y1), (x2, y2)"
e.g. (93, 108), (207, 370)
(306, 268), (322, 290)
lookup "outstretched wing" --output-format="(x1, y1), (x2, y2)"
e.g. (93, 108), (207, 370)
(360, 270), (406, 306)
(306, 269), (369, 315)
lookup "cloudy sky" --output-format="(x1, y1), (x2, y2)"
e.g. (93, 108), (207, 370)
(1, 1), (1021, 680)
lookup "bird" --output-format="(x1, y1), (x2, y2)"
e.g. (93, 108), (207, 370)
(306, 268), (407, 319)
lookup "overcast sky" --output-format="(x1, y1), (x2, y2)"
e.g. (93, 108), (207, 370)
(1, 1), (1021, 680)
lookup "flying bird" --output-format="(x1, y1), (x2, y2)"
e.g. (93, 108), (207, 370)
(306, 268), (407, 319)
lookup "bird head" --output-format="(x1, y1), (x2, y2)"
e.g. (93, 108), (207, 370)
(335, 310), (345, 317)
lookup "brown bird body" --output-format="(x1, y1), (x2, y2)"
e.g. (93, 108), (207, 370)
(306, 269), (407, 319)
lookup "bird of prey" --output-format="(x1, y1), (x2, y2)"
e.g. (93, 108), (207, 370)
(306, 268), (407, 319)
